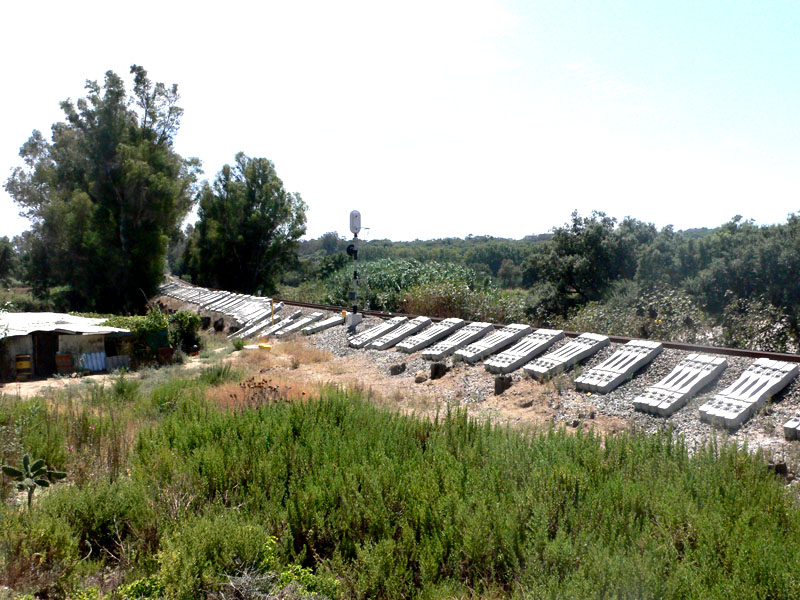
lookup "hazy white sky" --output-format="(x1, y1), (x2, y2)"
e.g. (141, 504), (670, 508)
(1, 0), (799, 241)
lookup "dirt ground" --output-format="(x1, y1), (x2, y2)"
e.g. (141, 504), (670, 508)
(1, 335), (627, 439)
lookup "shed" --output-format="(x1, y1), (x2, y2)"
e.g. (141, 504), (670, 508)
(0, 312), (130, 380)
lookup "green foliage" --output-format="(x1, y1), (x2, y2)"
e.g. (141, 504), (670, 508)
(324, 258), (482, 312)
(198, 363), (241, 387)
(231, 337), (246, 351)
(720, 297), (799, 352)
(167, 310), (201, 353)
(562, 283), (707, 342)
(103, 308), (202, 358)
(130, 392), (800, 599)
(186, 152), (307, 295)
(2, 453), (67, 509)
(40, 478), (155, 566)
(4, 66), (200, 313)
(0, 503), (81, 592)
(156, 512), (277, 599)
(400, 280), (526, 322)
(118, 575), (162, 599)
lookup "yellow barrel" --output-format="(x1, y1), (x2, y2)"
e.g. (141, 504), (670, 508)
(16, 354), (32, 381)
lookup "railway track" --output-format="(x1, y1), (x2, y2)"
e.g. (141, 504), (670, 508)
(157, 280), (800, 439)
(276, 299), (800, 364)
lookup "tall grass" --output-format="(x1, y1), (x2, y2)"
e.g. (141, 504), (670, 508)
(2, 380), (800, 598)
(131, 393), (800, 599)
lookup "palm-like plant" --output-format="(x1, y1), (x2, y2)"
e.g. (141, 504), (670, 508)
(2, 453), (67, 509)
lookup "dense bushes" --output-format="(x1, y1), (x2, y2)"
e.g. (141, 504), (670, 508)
(3, 386), (800, 598)
(400, 280), (526, 323)
(559, 282), (708, 342)
(323, 258), (482, 312)
(130, 393), (800, 599)
(103, 308), (202, 356)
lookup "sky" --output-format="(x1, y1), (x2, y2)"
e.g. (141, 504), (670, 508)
(1, 0), (799, 242)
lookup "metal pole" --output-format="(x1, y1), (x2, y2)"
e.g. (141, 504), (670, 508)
(352, 233), (358, 315)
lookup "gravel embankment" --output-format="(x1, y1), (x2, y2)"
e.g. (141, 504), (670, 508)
(304, 311), (800, 468)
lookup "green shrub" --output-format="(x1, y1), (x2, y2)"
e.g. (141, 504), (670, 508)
(0, 505), (81, 593)
(118, 575), (162, 599)
(562, 283), (707, 342)
(132, 392), (800, 599)
(323, 258), (481, 312)
(720, 296), (799, 352)
(167, 311), (202, 354)
(400, 281), (526, 323)
(41, 478), (156, 563)
(156, 511), (279, 600)
(198, 363), (241, 387)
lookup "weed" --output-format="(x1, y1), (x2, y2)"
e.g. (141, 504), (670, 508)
(198, 364), (241, 386)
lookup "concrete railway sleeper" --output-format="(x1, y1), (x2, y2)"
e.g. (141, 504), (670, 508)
(157, 280), (800, 439)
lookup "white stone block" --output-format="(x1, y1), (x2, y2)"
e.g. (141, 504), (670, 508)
(275, 312), (325, 337)
(395, 318), (466, 353)
(454, 324), (533, 364)
(303, 313), (346, 335)
(369, 316), (432, 350)
(422, 322), (494, 361)
(783, 415), (800, 441)
(523, 333), (610, 380)
(348, 317), (408, 349)
(484, 329), (565, 374)
(633, 354), (727, 417)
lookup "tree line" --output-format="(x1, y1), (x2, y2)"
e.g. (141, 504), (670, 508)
(283, 211), (800, 349)
(3, 66), (306, 314)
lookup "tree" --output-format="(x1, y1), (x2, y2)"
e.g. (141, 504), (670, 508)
(187, 153), (307, 294)
(0, 237), (16, 283)
(4, 66), (200, 313)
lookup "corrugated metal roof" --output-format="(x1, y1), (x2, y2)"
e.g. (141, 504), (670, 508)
(0, 312), (130, 338)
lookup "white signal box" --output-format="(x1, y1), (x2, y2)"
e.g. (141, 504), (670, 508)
(350, 210), (361, 235)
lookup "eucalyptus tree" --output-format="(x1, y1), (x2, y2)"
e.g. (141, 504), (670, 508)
(187, 153), (307, 294)
(4, 65), (200, 313)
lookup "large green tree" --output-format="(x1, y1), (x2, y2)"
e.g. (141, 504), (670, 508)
(4, 66), (200, 313)
(186, 153), (307, 294)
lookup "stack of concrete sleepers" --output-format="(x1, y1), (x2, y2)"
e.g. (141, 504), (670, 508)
(275, 312), (325, 337)
(259, 311), (303, 338)
(484, 329), (565, 374)
(523, 333), (610, 379)
(633, 354), (727, 416)
(395, 318), (465, 353)
(454, 324), (533, 364)
(349, 317), (407, 349)
(699, 359), (798, 430)
(574, 340), (663, 393)
(422, 322), (494, 361)
(303, 313), (348, 335)
(369, 316), (432, 350)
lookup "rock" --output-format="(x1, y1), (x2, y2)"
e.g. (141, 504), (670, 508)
(390, 362), (406, 376)
(415, 370), (428, 384)
(213, 318), (225, 332)
(430, 362), (448, 380)
(494, 375), (512, 395)
(768, 461), (788, 477)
